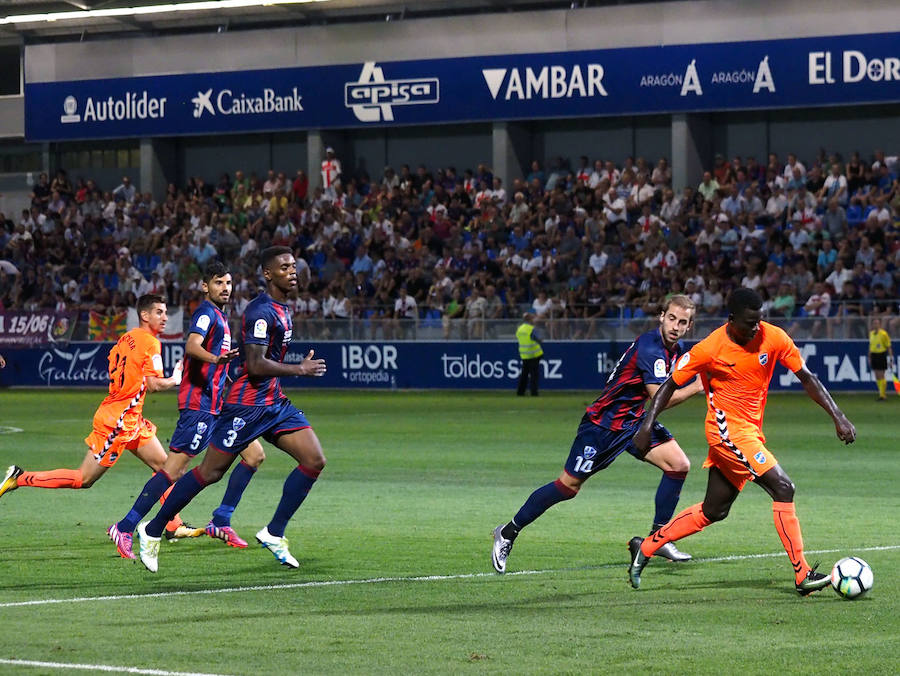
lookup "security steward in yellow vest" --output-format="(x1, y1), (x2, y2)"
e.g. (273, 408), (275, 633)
(516, 312), (544, 396)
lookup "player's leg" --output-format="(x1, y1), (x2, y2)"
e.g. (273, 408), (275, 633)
(129, 431), (204, 540)
(754, 463), (829, 594)
(137, 447), (237, 573)
(641, 437), (692, 562)
(206, 439), (266, 548)
(629, 467), (739, 589)
(492, 422), (619, 573)
(2, 422), (129, 496)
(266, 427), (325, 532)
(2, 447), (108, 499)
(109, 448), (192, 558)
(252, 426), (323, 568)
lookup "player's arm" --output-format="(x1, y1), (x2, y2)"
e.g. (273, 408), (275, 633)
(185, 333), (239, 365)
(794, 365), (856, 444)
(633, 377), (678, 454)
(244, 343), (326, 378)
(646, 375), (702, 409)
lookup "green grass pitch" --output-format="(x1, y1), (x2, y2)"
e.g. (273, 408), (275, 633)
(0, 389), (897, 674)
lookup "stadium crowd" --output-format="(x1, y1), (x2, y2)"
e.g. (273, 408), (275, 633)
(0, 145), (898, 339)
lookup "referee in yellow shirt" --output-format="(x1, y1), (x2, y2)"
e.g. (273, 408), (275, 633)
(868, 317), (894, 400)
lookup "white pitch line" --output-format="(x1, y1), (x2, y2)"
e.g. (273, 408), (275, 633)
(0, 659), (231, 676)
(1, 544), (896, 610)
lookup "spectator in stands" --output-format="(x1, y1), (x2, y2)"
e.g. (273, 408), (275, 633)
(819, 162), (848, 205)
(113, 176), (136, 204)
(321, 147), (341, 200)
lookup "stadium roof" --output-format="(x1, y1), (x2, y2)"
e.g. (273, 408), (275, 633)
(0, 0), (665, 42)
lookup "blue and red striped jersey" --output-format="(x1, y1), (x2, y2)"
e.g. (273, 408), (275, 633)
(585, 328), (683, 430)
(225, 292), (293, 407)
(177, 300), (232, 414)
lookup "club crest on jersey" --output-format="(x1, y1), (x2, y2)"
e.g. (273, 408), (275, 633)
(754, 451), (767, 464)
(232, 417), (246, 431)
(758, 353), (768, 366)
(582, 445), (597, 459)
(197, 422), (208, 434)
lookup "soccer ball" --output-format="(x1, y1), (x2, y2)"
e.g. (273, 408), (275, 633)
(830, 557), (873, 599)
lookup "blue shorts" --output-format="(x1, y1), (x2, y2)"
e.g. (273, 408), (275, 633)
(169, 409), (217, 456)
(564, 419), (673, 480)
(210, 397), (311, 455)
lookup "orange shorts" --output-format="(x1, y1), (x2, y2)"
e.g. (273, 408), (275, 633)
(702, 437), (777, 490)
(84, 415), (157, 468)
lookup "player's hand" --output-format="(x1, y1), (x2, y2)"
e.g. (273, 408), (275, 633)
(0, 354), (5, 369)
(834, 414), (856, 445)
(171, 359), (184, 386)
(297, 349), (327, 377)
(216, 348), (240, 365)
(632, 424), (651, 455)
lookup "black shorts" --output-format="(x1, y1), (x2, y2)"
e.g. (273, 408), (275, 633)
(870, 352), (888, 371)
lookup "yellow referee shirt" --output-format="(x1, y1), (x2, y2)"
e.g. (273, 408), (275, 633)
(869, 328), (891, 354)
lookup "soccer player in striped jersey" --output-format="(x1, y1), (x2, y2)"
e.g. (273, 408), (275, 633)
(628, 288), (856, 595)
(137, 246), (327, 572)
(0, 296), (184, 522)
(492, 294), (704, 574)
(107, 262), (265, 559)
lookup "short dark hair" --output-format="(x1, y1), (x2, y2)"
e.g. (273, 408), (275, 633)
(202, 261), (229, 283)
(137, 293), (165, 315)
(727, 287), (762, 315)
(261, 246), (293, 270)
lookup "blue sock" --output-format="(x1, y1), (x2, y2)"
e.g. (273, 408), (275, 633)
(117, 471), (173, 533)
(212, 461), (256, 527)
(653, 470), (687, 529)
(511, 480), (577, 531)
(266, 465), (320, 537)
(145, 469), (208, 538)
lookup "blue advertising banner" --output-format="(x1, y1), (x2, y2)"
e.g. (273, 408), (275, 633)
(0, 340), (890, 392)
(24, 31), (900, 141)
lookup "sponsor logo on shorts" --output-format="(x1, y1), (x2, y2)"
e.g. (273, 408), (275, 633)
(108, 452), (119, 464)
(754, 451), (767, 463)
(197, 422), (208, 434)
(232, 417), (246, 431)
(758, 353), (768, 366)
(583, 445), (597, 459)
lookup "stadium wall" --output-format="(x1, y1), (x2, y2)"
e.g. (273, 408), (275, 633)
(5, 0), (900, 193)
(0, 340), (889, 392)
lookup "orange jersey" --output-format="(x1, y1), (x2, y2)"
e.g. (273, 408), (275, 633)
(671, 321), (804, 447)
(94, 327), (163, 428)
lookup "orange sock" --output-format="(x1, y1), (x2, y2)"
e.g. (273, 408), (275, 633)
(773, 501), (810, 582)
(642, 503), (711, 556)
(17, 469), (82, 489)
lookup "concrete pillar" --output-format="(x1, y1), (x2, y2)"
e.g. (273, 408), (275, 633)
(307, 129), (324, 191)
(492, 121), (530, 192)
(671, 113), (712, 191)
(139, 137), (175, 197)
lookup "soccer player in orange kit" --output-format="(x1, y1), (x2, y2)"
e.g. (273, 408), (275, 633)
(0, 295), (189, 536)
(628, 287), (856, 595)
